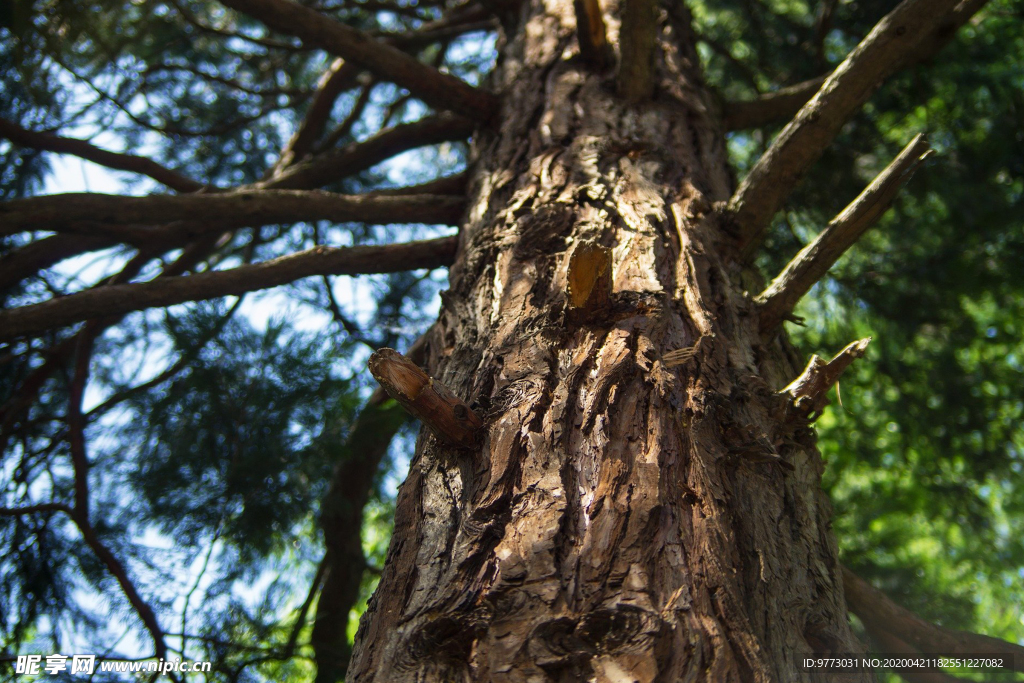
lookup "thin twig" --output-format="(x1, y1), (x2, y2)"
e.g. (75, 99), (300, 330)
(264, 114), (476, 191)
(65, 335), (174, 675)
(219, 0), (498, 121)
(0, 118), (205, 193)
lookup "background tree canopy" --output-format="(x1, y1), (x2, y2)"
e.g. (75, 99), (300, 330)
(0, 0), (1021, 680)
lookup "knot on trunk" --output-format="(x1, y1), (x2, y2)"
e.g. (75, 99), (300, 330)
(528, 605), (662, 670)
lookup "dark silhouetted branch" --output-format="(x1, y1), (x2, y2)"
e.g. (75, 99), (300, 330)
(0, 502), (73, 516)
(264, 114), (476, 190)
(727, 0), (984, 256)
(218, 0), (498, 121)
(312, 332), (431, 682)
(0, 235), (118, 293)
(573, 0), (610, 68)
(316, 80), (377, 153)
(617, 0), (657, 102)
(1, 191), (467, 240)
(722, 0), (987, 131)
(0, 117), (205, 193)
(66, 336), (172, 671)
(722, 77), (825, 131)
(781, 338), (871, 420)
(756, 134), (932, 331)
(843, 566), (1024, 674)
(0, 237), (457, 340)
(273, 58), (362, 171)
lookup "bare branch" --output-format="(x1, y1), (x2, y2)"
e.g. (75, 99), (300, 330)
(66, 336), (172, 669)
(368, 347), (482, 448)
(0, 117), (470, 289)
(316, 80), (377, 154)
(756, 134), (932, 331)
(273, 58), (362, 171)
(0, 502), (73, 516)
(264, 114), (476, 190)
(617, 0), (657, 102)
(0, 117), (205, 193)
(722, 0), (988, 131)
(0, 237), (457, 340)
(218, 0), (498, 121)
(722, 77), (825, 131)
(780, 338), (871, 420)
(377, 8), (496, 51)
(573, 0), (610, 68)
(1, 191), (467, 240)
(0, 235), (118, 293)
(312, 332), (430, 681)
(726, 0), (985, 255)
(843, 566), (1024, 674)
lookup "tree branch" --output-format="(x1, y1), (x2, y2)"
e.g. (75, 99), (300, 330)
(722, 77), (825, 131)
(0, 502), (73, 516)
(218, 0), (498, 122)
(367, 172), (468, 196)
(617, 0), (658, 102)
(0, 117), (205, 193)
(722, 0), (987, 131)
(313, 333), (428, 682)
(0, 237), (457, 340)
(264, 114), (476, 191)
(1, 191), (466, 240)
(843, 565), (1024, 674)
(273, 58), (362, 171)
(368, 347), (482, 449)
(315, 79), (377, 154)
(66, 335), (172, 671)
(756, 134), (932, 331)
(0, 249), (159, 452)
(868, 629), (971, 683)
(0, 235), (119, 293)
(780, 338), (871, 420)
(726, 0), (984, 256)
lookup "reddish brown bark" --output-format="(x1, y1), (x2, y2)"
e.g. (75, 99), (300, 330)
(348, 1), (866, 681)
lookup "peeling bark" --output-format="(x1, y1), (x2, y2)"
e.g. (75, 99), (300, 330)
(347, 1), (866, 680)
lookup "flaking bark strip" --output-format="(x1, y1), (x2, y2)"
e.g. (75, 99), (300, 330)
(368, 348), (482, 448)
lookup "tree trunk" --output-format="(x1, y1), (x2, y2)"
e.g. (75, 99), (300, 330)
(349, 1), (867, 680)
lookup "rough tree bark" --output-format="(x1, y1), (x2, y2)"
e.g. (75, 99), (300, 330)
(348, 0), (867, 681)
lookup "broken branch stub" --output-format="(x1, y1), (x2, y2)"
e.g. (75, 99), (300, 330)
(368, 348), (482, 449)
(781, 338), (871, 419)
